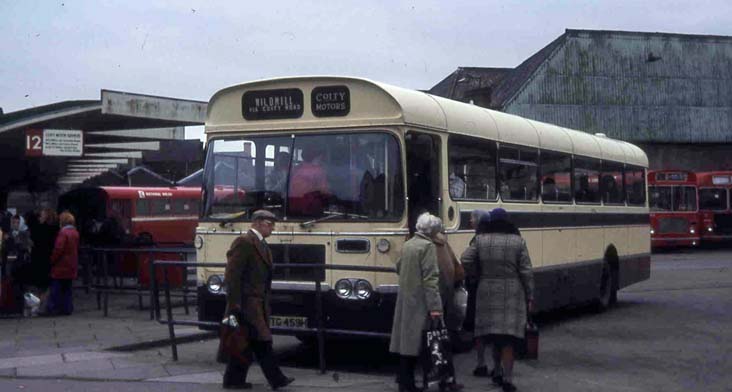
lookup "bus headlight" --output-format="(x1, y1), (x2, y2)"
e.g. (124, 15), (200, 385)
(689, 228), (696, 234)
(650, 229), (655, 235)
(377, 239), (391, 253)
(207, 274), (224, 294)
(335, 279), (353, 299)
(194, 235), (204, 249)
(355, 280), (373, 300)
(708, 227), (713, 232)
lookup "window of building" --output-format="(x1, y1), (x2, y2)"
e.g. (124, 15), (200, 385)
(625, 166), (646, 206)
(448, 135), (497, 200)
(498, 145), (538, 202)
(539, 150), (572, 203)
(574, 157), (601, 204)
(601, 161), (625, 204)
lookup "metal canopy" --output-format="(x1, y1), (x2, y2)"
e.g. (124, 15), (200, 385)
(0, 90), (207, 191)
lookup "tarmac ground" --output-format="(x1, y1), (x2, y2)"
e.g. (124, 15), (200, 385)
(1, 248), (731, 391)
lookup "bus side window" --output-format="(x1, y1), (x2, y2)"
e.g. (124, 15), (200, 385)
(149, 199), (172, 216)
(448, 135), (497, 201)
(625, 166), (646, 206)
(574, 157), (601, 204)
(498, 145), (538, 202)
(540, 150), (572, 203)
(136, 199), (150, 216)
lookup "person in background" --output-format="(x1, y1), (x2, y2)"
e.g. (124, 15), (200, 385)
(288, 145), (330, 216)
(430, 217), (465, 391)
(390, 212), (443, 392)
(30, 208), (59, 308)
(461, 208), (533, 392)
(220, 210), (294, 390)
(265, 151), (291, 196)
(47, 211), (79, 316)
(464, 209), (491, 377)
(448, 164), (466, 199)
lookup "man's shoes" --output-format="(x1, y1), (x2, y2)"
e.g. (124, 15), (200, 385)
(271, 377), (294, 390)
(398, 386), (424, 392)
(472, 365), (488, 377)
(502, 381), (517, 392)
(446, 382), (464, 391)
(490, 368), (504, 386)
(222, 381), (252, 389)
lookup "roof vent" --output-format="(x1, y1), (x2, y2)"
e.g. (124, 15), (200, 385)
(594, 133), (607, 138)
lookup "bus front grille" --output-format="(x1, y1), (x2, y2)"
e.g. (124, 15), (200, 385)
(714, 214), (732, 235)
(657, 217), (689, 234)
(270, 244), (326, 282)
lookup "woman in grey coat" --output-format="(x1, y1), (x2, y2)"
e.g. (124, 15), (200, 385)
(461, 208), (534, 392)
(390, 212), (443, 392)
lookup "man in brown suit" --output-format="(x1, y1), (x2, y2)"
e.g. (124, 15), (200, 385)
(222, 210), (294, 390)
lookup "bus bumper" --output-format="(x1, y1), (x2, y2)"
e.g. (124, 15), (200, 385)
(651, 237), (699, 248)
(196, 284), (397, 336)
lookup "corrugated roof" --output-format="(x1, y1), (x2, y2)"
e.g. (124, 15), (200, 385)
(491, 33), (567, 109)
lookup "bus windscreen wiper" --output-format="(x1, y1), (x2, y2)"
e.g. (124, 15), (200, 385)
(299, 211), (368, 229)
(212, 210), (249, 227)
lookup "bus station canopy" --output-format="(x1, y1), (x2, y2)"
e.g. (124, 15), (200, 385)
(0, 90), (207, 192)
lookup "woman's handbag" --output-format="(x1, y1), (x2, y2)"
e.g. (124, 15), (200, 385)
(521, 316), (539, 360)
(453, 285), (468, 327)
(421, 317), (454, 388)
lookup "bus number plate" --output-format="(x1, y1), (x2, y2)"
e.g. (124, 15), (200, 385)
(270, 316), (308, 329)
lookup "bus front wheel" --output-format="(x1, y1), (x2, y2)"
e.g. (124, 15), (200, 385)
(594, 262), (616, 311)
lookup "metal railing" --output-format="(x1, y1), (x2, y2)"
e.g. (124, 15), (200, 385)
(80, 246), (196, 317)
(151, 260), (396, 373)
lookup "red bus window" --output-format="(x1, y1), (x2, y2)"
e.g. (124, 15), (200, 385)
(172, 199), (199, 215)
(149, 199), (172, 215)
(136, 199), (150, 216)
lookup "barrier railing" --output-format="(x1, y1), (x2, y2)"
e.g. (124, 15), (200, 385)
(151, 260), (396, 373)
(80, 246), (196, 318)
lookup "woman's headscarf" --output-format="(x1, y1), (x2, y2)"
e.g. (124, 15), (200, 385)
(485, 207), (521, 235)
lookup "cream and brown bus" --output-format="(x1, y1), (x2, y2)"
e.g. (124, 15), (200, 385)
(195, 76), (650, 335)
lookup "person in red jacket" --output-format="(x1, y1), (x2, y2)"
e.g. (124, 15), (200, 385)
(46, 211), (79, 316)
(288, 145), (331, 216)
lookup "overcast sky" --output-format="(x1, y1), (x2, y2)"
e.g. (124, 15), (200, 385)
(2, 0), (731, 141)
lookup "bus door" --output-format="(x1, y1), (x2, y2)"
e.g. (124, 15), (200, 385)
(405, 131), (441, 233)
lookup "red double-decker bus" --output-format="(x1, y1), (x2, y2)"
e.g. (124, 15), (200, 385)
(648, 170), (700, 249)
(696, 171), (732, 242)
(59, 186), (201, 246)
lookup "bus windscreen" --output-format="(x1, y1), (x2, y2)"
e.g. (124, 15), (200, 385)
(202, 132), (404, 221)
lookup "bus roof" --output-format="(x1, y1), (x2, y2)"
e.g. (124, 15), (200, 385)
(695, 171), (732, 186)
(206, 76), (648, 167)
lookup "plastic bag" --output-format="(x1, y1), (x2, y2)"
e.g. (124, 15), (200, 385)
(453, 286), (468, 327)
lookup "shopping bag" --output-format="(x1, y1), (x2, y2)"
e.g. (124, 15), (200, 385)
(421, 317), (453, 388)
(520, 317), (539, 360)
(216, 314), (251, 365)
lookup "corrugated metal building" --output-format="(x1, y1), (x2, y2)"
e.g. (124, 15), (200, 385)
(430, 29), (732, 170)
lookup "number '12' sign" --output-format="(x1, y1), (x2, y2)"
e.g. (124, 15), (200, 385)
(25, 128), (43, 157)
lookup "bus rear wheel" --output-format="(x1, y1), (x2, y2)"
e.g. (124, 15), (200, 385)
(594, 262), (616, 311)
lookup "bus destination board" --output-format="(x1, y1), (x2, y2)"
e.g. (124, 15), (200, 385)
(242, 88), (304, 120)
(311, 85), (350, 117)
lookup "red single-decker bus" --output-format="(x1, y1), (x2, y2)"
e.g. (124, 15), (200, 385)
(648, 170), (700, 249)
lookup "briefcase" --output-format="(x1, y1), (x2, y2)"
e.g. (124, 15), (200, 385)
(521, 318), (539, 360)
(216, 315), (251, 365)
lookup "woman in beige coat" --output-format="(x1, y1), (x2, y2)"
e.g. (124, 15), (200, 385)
(461, 208), (534, 392)
(390, 212), (443, 392)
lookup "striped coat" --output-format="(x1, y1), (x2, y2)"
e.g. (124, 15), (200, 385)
(460, 233), (534, 339)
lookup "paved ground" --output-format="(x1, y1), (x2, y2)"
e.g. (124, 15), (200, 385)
(1, 248), (731, 391)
